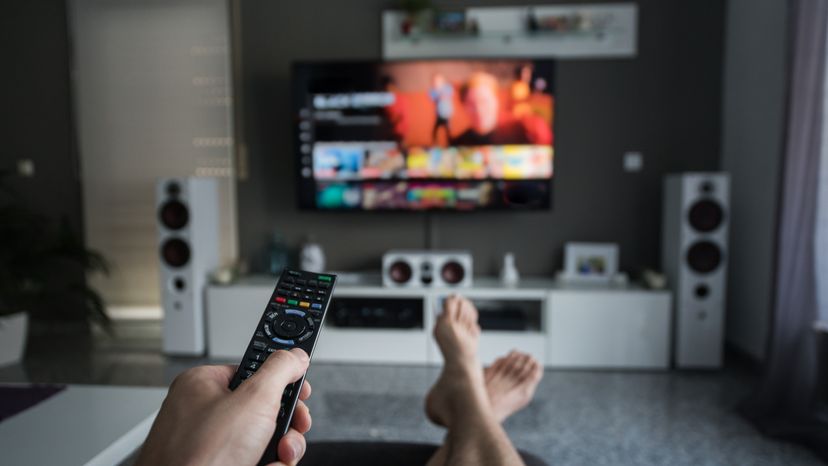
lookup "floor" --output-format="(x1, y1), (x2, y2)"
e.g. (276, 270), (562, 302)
(0, 320), (823, 466)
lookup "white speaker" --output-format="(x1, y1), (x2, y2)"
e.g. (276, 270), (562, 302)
(157, 177), (222, 355)
(382, 250), (473, 288)
(662, 172), (730, 368)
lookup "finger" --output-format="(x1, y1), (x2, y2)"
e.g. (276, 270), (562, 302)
(291, 400), (312, 433)
(239, 348), (309, 398)
(277, 428), (307, 465)
(299, 380), (312, 401)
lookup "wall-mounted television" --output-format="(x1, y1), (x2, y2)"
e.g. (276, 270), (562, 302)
(293, 59), (555, 211)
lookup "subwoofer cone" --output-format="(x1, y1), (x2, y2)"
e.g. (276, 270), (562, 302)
(688, 200), (724, 233)
(389, 260), (413, 284)
(159, 200), (189, 230)
(686, 241), (722, 274)
(161, 238), (191, 268)
(441, 261), (465, 285)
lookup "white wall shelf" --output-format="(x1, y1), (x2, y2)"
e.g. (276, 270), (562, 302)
(206, 275), (671, 369)
(382, 3), (638, 60)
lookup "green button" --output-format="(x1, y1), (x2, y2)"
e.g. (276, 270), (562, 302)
(318, 275), (332, 282)
(287, 299), (298, 305)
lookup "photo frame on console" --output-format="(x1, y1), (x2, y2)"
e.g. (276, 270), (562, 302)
(562, 242), (619, 284)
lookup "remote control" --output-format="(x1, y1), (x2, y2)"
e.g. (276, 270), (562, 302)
(228, 268), (337, 465)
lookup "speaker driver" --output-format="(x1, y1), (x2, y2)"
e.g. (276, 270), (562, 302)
(441, 261), (466, 285)
(389, 260), (413, 284)
(688, 200), (724, 233)
(686, 241), (722, 274)
(161, 238), (191, 268)
(159, 200), (189, 230)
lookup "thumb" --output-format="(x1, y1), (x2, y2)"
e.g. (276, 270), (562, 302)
(238, 348), (309, 398)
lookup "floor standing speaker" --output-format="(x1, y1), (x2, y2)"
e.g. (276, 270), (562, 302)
(157, 177), (221, 355)
(662, 173), (730, 368)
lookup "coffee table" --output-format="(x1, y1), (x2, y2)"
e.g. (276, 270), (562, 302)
(0, 384), (166, 466)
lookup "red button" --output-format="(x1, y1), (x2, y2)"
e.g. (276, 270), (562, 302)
(275, 297), (286, 303)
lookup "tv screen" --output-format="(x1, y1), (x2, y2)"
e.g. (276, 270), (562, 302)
(293, 59), (555, 211)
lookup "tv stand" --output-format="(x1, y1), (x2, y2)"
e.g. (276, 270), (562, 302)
(205, 275), (671, 369)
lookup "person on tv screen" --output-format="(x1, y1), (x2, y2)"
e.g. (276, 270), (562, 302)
(429, 73), (454, 146)
(453, 71), (552, 146)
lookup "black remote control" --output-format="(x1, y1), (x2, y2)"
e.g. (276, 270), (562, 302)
(228, 268), (337, 465)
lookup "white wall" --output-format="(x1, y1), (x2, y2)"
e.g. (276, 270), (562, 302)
(720, 0), (789, 361)
(69, 0), (237, 311)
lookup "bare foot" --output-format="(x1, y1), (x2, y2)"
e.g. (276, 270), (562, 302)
(425, 295), (486, 427)
(484, 351), (543, 423)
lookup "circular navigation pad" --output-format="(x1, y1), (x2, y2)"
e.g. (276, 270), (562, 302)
(275, 315), (307, 339)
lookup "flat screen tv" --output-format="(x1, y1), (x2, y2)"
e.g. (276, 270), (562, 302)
(293, 59), (555, 211)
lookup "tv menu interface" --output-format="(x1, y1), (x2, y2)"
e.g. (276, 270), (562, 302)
(293, 59), (555, 211)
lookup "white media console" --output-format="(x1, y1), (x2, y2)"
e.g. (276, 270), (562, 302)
(206, 276), (672, 369)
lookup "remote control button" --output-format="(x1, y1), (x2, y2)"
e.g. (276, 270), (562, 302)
(248, 351), (266, 361)
(293, 286), (303, 292)
(308, 280), (318, 287)
(302, 294), (313, 301)
(271, 336), (295, 346)
(290, 292), (301, 298)
(297, 279), (307, 286)
(314, 296), (324, 302)
(277, 289), (288, 296)
(265, 311), (278, 321)
(318, 275), (332, 282)
(287, 299), (299, 305)
(306, 317), (315, 328)
(252, 340), (268, 351)
(266, 346), (278, 353)
(255, 330), (265, 338)
(275, 296), (286, 304)
(284, 276), (295, 283)
(275, 316), (307, 338)
(263, 323), (274, 337)
(319, 282), (331, 289)
(285, 309), (306, 317)
(241, 370), (254, 380)
(299, 301), (310, 308)
(247, 361), (261, 370)
(317, 289), (327, 296)
(311, 303), (322, 310)
(298, 330), (314, 342)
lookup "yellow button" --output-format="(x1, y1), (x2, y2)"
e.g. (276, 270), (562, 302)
(299, 301), (310, 308)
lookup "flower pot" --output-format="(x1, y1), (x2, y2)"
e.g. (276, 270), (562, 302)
(0, 312), (28, 366)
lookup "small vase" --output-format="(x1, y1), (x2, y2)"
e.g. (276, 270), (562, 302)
(0, 312), (28, 366)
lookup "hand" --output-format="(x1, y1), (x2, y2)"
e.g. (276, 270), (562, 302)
(136, 348), (313, 466)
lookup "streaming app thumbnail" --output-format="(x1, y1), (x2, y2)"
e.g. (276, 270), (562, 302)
(316, 183), (361, 209)
(489, 145), (553, 179)
(313, 144), (364, 179)
(362, 147), (406, 179)
(406, 147), (457, 178)
(361, 182), (409, 209)
(407, 183), (457, 209)
(455, 147), (489, 179)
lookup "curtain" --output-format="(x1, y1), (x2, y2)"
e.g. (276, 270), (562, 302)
(739, 0), (828, 460)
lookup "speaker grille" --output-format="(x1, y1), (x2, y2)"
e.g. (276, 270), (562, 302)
(441, 260), (466, 285)
(687, 200), (724, 233)
(159, 200), (189, 231)
(686, 241), (722, 274)
(388, 260), (413, 284)
(161, 238), (191, 268)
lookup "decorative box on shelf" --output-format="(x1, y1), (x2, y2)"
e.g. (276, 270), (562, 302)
(205, 275), (671, 369)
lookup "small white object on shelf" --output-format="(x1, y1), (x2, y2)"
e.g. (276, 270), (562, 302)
(299, 240), (325, 272)
(561, 242), (619, 284)
(499, 252), (520, 286)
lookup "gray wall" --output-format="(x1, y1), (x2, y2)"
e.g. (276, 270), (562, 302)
(236, 0), (725, 276)
(721, 0), (789, 361)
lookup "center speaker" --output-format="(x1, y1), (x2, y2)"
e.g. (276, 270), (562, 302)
(382, 250), (473, 288)
(662, 172), (729, 368)
(157, 177), (222, 355)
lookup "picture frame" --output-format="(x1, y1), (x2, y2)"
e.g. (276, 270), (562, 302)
(562, 242), (619, 283)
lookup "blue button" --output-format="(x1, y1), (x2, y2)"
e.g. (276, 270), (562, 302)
(311, 303), (322, 310)
(271, 337), (295, 346)
(285, 309), (306, 316)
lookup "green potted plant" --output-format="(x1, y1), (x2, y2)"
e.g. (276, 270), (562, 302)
(0, 169), (110, 366)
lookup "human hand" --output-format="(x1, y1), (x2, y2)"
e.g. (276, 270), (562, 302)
(136, 348), (313, 466)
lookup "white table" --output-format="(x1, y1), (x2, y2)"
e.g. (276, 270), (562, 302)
(0, 384), (167, 466)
